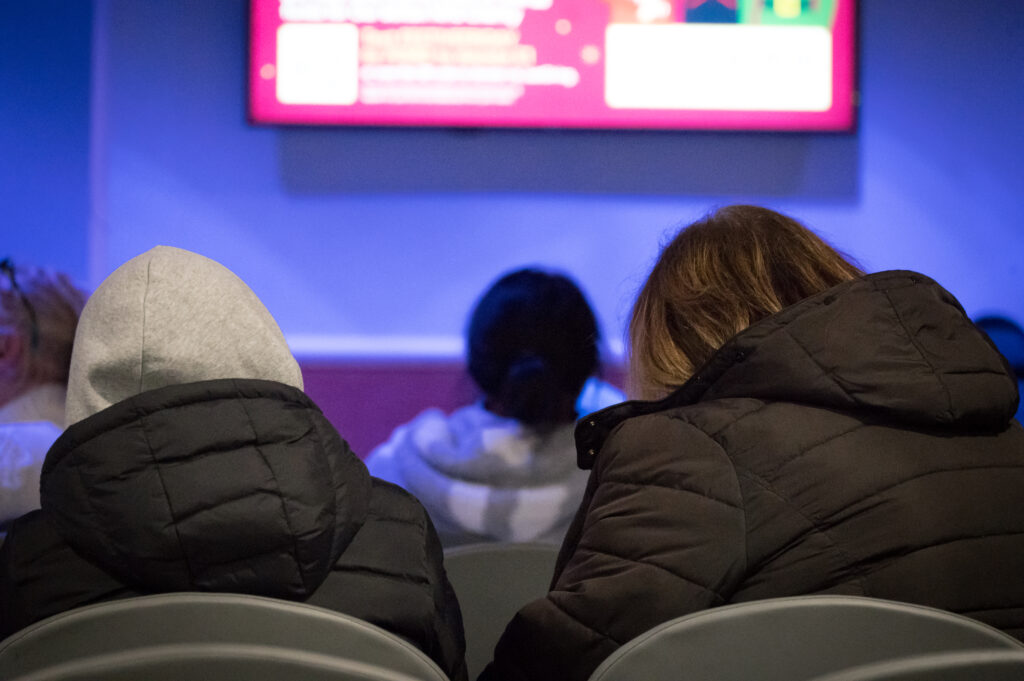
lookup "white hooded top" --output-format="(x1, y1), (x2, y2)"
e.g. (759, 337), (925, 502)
(0, 384), (67, 528)
(365, 377), (624, 547)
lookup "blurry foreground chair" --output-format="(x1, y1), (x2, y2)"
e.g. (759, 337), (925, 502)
(6, 644), (427, 681)
(443, 542), (559, 679)
(0, 593), (448, 681)
(587, 595), (1024, 681)
(809, 650), (1024, 681)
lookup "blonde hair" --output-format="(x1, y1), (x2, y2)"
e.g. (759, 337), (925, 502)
(629, 205), (864, 400)
(1, 265), (87, 386)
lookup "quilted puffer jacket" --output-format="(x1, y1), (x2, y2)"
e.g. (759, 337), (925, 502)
(0, 247), (466, 680)
(482, 271), (1024, 681)
(0, 380), (465, 679)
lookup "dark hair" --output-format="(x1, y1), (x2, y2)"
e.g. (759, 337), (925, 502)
(630, 205), (864, 399)
(467, 268), (600, 427)
(974, 315), (1024, 378)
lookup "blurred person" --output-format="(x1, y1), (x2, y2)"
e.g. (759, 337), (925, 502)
(366, 268), (624, 547)
(974, 315), (1024, 421)
(0, 259), (86, 532)
(482, 206), (1024, 681)
(0, 247), (466, 680)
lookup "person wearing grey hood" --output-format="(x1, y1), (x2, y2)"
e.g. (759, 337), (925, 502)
(0, 247), (467, 681)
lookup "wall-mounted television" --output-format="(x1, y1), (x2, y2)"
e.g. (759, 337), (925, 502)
(249, 0), (856, 131)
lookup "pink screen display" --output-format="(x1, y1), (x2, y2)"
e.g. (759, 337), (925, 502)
(249, 0), (856, 130)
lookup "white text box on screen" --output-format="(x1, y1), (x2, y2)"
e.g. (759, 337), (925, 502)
(276, 22), (359, 105)
(605, 23), (833, 112)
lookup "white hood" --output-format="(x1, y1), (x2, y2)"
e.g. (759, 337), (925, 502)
(66, 246), (303, 425)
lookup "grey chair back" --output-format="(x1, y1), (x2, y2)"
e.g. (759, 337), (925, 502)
(588, 595), (1024, 681)
(6, 643), (427, 681)
(810, 650), (1024, 681)
(443, 542), (559, 679)
(0, 593), (448, 681)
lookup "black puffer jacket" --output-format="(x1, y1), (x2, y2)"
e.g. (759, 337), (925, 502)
(483, 271), (1024, 681)
(0, 379), (467, 681)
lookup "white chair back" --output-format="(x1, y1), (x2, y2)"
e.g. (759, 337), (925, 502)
(6, 643), (429, 681)
(0, 593), (449, 681)
(809, 650), (1024, 681)
(443, 542), (559, 679)
(588, 595), (1024, 681)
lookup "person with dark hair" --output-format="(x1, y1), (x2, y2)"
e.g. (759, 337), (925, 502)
(366, 268), (623, 547)
(974, 315), (1024, 421)
(481, 205), (1024, 681)
(0, 247), (467, 681)
(0, 260), (87, 531)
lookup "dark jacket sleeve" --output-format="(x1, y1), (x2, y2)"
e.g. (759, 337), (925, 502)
(480, 415), (747, 681)
(306, 479), (468, 681)
(0, 510), (141, 638)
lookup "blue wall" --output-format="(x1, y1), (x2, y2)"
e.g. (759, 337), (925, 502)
(8, 0), (1024, 358)
(1, 0), (92, 282)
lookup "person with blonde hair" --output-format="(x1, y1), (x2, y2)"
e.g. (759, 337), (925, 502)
(0, 259), (86, 531)
(482, 205), (1024, 681)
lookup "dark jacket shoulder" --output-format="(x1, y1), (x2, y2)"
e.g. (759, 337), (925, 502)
(0, 510), (141, 638)
(308, 478), (467, 681)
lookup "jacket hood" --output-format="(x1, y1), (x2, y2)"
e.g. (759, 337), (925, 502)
(66, 246), (303, 426)
(41, 379), (370, 597)
(579, 271), (1018, 463)
(377, 404), (589, 543)
(405, 405), (584, 485)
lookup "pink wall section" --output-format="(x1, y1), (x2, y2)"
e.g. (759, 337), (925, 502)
(301, 361), (627, 458)
(301, 361), (476, 458)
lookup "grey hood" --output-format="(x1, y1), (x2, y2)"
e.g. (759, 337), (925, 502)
(42, 247), (369, 598)
(66, 246), (303, 425)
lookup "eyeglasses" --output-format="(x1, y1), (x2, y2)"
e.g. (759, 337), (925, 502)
(0, 258), (40, 350)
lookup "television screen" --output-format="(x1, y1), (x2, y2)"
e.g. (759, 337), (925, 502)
(249, 0), (856, 130)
